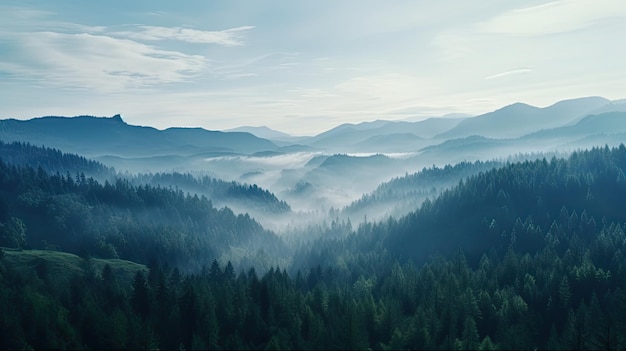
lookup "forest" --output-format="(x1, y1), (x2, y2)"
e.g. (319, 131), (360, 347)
(2, 141), (626, 349)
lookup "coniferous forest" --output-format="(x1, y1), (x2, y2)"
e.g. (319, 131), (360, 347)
(1, 139), (626, 349)
(3, 0), (626, 348)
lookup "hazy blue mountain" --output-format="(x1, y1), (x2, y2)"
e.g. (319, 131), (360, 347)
(276, 144), (321, 153)
(437, 96), (611, 139)
(351, 133), (425, 152)
(418, 111), (626, 165)
(225, 125), (297, 141)
(309, 117), (464, 149)
(417, 135), (517, 164)
(380, 118), (467, 138)
(568, 100), (626, 123)
(0, 115), (278, 157)
(304, 155), (329, 167)
(400, 112), (473, 122)
(280, 154), (412, 210)
(316, 153), (395, 171)
(525, 111), (626, 139)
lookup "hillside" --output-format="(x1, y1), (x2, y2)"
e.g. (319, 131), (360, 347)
(3, 144), (626, 349)
(343, 160), (503, 220)
(0, 158), (286, 271)
(0, 140), (115, 179)
(2, 248), (147, 287)
(385, 145), (626, 263)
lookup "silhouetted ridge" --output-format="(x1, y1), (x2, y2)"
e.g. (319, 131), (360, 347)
(0, 115), (278, 157)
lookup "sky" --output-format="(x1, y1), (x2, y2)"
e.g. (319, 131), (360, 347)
(1, 0), (625, 135)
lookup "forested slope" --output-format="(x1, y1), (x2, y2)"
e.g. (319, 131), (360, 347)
(131, 172), (291, 214)
(2, 145), (626, 349)
(344, 160), (502, 220)
(386, 145), (626, 263)
(0, 159), (286, 270)
(0, 140), (114, 178)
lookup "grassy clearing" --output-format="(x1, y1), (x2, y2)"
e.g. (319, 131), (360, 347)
(1, 248), (147, 287)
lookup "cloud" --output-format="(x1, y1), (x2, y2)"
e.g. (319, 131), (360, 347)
(0, 6), (257, 91)
(288, 88), (340, 99)
(485, 68), (533, 80)
(477, 0), (626, 36)
(0, 31), (206, 91)
(111, 25), (255, 46)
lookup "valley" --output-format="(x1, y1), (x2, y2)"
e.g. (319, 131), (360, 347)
(2, 96), (626, 349)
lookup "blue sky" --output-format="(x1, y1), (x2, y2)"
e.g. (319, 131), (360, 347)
(1, 0), (625, 135)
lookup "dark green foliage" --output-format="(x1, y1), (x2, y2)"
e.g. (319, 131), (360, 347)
(344, 160), (503, 219)
(0, 157), (286, 270)
(131, 171), (291, 214)
(385, 144), (626, 265)
(3, 144), (626, 349)
(0, 140), (114, 178)
(3, 221), (626, 350)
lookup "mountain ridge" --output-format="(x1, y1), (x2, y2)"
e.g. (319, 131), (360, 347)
(0, 114), (279, 157)
(436, 96), (611, 140)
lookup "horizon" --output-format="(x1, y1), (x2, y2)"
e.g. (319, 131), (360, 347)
(1, 1), (625, 135)
(2, 95), (623, 137)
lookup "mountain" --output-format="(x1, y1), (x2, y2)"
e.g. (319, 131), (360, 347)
(309, 117), (465, 150)
(437, 96), (611, 139)
(0, 140), (114, 178)
(569, 100), (626, 123)
(0, 157), (287, 271)
(384, 144), (626, 264)
(416, 135), (518, 164)
(400, 112), (473, 122)
(343, 160), (503, 221)
(132, 172), (291, 215)
(0, 140), (292, 241)
(279, 154), (413, 210)
(351, 133), (425, 152)
(418, 111), (626, 164)
(0, 115), (278, 158)
(225, 125), (298, 141)
(524, 111), (626, 141)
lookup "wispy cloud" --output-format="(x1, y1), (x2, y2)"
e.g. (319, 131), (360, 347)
(111, 25), (255, 46)
(288, 88), (340, 99)
(485, 68), (533, 80)
(477, 0), (626, 36)
(0, 6), (257, 91)
(1, 31), (206, 91)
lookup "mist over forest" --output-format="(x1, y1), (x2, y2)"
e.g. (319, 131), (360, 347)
(3, 97), (626, 349)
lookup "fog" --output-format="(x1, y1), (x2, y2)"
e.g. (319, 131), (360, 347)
(96, 136), (613, 237)
(21, 106), (623, 242)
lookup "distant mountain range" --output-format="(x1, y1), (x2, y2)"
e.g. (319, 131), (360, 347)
(221, 96), (625, 152)
(419, 111), (626, 164)
(225, 125), (298, 142)
(2, 96), (626, 210)
(436, 96), (611, 140)
(3, 97), (624, 219)
(0, 114), (278, 157)
(3, 97), (625, 159)
(306, 117), (465, 151)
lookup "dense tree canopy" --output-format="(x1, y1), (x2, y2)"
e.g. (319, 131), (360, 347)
(2, 143), (626, 349)
(0, 157), (285, 270)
